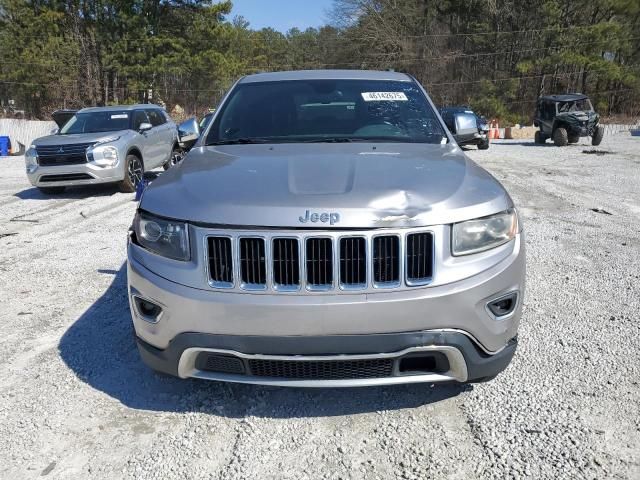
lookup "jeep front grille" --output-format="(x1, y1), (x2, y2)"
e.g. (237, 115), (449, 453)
(205, 229), (434, 293)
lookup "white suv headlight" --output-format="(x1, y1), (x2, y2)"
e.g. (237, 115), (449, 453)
(25, 145), (38, 172)
(452, 209), (518, 256)
(88, 145), (119, 167)
(133, 211), (190, 261)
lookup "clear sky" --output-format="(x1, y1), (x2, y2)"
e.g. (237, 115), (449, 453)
(229, 0), (334, 32)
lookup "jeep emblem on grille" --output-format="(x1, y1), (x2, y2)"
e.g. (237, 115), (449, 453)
(299, 210), (340, 225)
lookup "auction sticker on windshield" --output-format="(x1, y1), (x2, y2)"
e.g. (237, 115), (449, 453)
(361, 92), (408, 101)
(111, 114), (128, 119)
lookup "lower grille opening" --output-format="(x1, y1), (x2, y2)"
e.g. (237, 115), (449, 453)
(196, 353), (245, 375)
(248, 358), (394, 380)
(39, 173), (92, 182)
(398, 353), (449, 374)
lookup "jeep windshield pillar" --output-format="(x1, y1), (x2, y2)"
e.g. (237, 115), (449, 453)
(534, 93), (604, 147)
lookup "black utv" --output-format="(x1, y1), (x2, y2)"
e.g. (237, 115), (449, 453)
(534, 94), (604, 146)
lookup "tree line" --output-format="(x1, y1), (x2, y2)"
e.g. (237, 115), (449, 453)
(1, 0), (639, 124)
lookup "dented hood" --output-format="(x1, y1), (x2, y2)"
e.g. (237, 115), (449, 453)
(140, 143), (513, 228)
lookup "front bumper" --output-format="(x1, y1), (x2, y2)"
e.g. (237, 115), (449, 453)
(127, 232), (524, 386)
(26, 162), (125, 187)
(136, 332), (517, 386)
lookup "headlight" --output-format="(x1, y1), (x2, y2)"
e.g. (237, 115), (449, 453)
(452, 209), (518, 256)
(101, 146), (119, 166)
(133, 211), (190, 261)
(88, 146), (119, 167)
(25, 145), (38, 172)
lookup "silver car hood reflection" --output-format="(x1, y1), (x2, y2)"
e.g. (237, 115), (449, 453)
(140, 143), (513, 228)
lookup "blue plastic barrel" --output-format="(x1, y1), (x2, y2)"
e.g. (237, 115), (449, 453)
(0, 136), (10, 156)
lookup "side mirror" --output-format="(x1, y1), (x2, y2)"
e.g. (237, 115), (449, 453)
(139, 122), (153, 132)
(178, 118), (200, 150)
(453, 113), (478, 136)
(50, 127), (59, 135)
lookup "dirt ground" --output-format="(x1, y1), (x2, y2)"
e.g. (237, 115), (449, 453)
(0, 134), (638, 479)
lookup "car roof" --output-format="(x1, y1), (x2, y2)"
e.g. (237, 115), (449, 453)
(539, 93), (588, 102)
(77, 104), (164, 113)
(239, 69), (414, 84)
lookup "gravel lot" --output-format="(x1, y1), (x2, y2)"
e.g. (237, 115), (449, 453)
(1, 134), (639, 479)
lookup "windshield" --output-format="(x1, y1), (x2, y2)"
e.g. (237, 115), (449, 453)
(558, 99), (593, 113)
(59, 111), (131, 134)
(206, 79), (447, 144)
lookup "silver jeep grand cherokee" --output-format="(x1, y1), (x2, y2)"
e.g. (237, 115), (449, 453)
(25, 105), (180, 194)
(128, 70), (525, 387)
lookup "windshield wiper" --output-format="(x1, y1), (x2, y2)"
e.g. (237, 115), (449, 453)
(207, 137), (269, 146)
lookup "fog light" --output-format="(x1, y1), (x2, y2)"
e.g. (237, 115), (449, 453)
(132, 295), (163, 323)
(486, 292), (518, 319)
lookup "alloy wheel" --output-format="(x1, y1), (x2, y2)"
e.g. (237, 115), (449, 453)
(128, 157), (143, 186)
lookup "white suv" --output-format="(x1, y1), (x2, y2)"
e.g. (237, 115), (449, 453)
(25, 105), (180, 194)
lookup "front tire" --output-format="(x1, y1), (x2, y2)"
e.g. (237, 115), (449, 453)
(568, 134), (580, 144)
(163, 145), (185, 171)
(119, 154), (144, 193)
(553, 127), (568, 147)
(38, 186), (65, 195)
(592, 125), (604, 146)
(477, 138), (490, 150)
(534, 131), (546, 144)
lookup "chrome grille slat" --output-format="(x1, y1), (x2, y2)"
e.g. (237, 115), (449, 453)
(205, 229), (434, 293)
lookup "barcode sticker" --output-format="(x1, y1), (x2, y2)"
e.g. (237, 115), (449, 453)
(361, 92), (408, 102)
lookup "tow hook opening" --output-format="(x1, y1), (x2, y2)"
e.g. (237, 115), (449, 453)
(487, 291), (519, 319)
(132, 295), (163, 323)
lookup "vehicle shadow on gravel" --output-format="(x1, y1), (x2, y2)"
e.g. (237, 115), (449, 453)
(15, 184), (122, 200)
(59, 265), (469, 418)
(15, 172), (161, 200)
